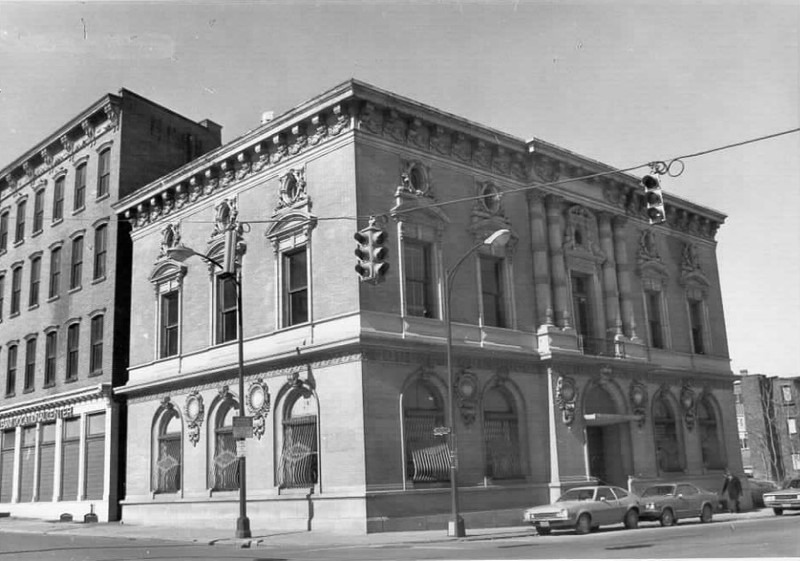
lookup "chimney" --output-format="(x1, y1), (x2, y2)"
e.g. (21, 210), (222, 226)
(198, 119), (223, 144)
(261, 111), (274, 124)
(739, 369), (749, 376)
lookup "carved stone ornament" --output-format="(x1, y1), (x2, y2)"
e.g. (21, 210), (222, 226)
(530, 155), (559, 183)
(455, 371), (479, 426)
(310, 114), (328, 146)
(184, 391), (205, 447)
(246, 380), (271, 439)
(384, 110), (408, 142)
(60, 134), (74, 154)
(555, 375), (578, 426)
(680, 381), (696, 431)
(681, 243), (702, 275)
(407, 118), (430, 150)
(159, 223), (181, 258)
(329, 104), (349, 136)
(212, 197), (238, 237)
(477, 182), (502, 215)
(629, 380), (648, 427)
(358, 102), (384, 134)
(397, 160), (432, 198)
(277, 167), (308, 210)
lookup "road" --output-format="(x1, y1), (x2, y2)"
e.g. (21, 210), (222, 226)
(0, 514), (798, 560)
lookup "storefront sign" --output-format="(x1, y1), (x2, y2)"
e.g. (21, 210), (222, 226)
(0, 406), (74, 429)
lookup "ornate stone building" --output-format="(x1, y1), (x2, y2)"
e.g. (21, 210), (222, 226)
(116, 80), (739, 533)
(0, 90), (221, 521)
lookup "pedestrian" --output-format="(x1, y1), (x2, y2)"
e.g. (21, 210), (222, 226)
(721, 469), (742, 513)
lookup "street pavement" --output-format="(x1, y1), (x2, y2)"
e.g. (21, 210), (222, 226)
(0, 508), (777, 550)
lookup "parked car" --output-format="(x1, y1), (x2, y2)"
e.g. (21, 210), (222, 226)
(639, 482), (717, 526)
(762, 477), (800, 515)
(747, 477), (778, 508)
(523, 485), (641, 535)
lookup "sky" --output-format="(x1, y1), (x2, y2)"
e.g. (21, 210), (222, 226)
(1, 1), (798, 376)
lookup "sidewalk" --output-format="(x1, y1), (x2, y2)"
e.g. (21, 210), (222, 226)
(0, 508), (775, 550)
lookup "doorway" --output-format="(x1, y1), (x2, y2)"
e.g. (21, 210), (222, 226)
(583, 383), (633, 488)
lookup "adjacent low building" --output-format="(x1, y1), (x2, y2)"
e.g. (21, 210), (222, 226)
(0, 90), (221, 521)
(115, 79), (741, 533)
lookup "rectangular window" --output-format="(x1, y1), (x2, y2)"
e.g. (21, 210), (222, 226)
(90, 315), (103, 375)
(782, 385), (793, 403)
(789, 418), (797, 435)
(85, 413), (106, 500)
(33, 190), (44, 233)
(646, 291), (664, 349)
(0, 429), (15, 503)
(11, 266), (22, 315)
(66, 324), (79, 381)
(24, 338), (36, 391)
(738, 433), (748, 450)
(49, 247), (61, 298)
(793, 453), (800, 471)
(480, 255), (506, 328)
(571, 274), (593, 339)
(97, 149), (110, 198)
(44, 331), (57, 386)
(93, 225), (107, 280)
(6, 345), (17, 396)
(160, 291), (179, 358)
(282, 247), (308, 327)
(689, 299), (705, 354)
(70, 236), (83, 290)
(37, 422), (56, 502)
(74, 163), (86, 210)
(15, 200), (26, 243)
(18, 426), (35, 501)
(0, 274), (4, 321)
(53, 176), (64, 221)
(29, 256), (41, 307)
(215, 275), (237, 344)
(0, 212), (8, 251)
(404, 241), (436, 318)
(61, 418), (80, 500)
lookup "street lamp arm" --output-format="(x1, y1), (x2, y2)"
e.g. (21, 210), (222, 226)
(446, 240), (486, 293)
(166, 244), (237, 283)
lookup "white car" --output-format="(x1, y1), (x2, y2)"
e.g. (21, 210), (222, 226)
(763, 478), (800, 515)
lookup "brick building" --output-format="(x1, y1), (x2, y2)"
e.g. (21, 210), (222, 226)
(735, 371), (800, 481)
(116, 80), (740, 533)
(0, 90), (221, 521)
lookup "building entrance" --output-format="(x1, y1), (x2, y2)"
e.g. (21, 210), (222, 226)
(583, 383), (634, 488)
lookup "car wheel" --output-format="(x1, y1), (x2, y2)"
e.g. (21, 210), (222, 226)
(536, 526), (551, 535)
(700, 504), (713, 523)
(659, 508), (675, 527)
(576, 513), (592, 535)
(773, 508), (784, 516)
(624, 509), (639, 530)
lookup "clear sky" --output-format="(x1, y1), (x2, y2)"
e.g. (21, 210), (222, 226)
(1, 1), (798, 376)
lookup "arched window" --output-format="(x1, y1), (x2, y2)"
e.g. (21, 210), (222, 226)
(653, 394), (683, 472)
(402, 379), (448, 483)
(698, 397), (724, 470)
(483, 387), (522, 479)
(278, 389), (318, 489)
(212, 399), (239, 491)
(153, 407), (181, 493)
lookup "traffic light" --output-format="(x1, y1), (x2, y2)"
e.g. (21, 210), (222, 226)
(641, 174), (666, 225)
(354, 219), (389, 283)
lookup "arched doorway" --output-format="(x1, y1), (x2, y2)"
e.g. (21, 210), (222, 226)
(583, 383), (634, 487)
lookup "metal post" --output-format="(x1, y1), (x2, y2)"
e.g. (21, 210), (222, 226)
(235, 268), (251, 539)
(444, 270), (465, 537)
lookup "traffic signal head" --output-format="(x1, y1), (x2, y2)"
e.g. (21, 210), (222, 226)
(640, 173), (666, 225)
(354, 223), (390, 283)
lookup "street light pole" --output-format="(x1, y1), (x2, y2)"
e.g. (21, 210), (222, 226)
(166, 244), (251, 539)
(443, 229), (511, 538)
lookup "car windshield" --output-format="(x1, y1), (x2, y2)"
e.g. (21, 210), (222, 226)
(642, 485), (675, 497)
(783, 479), (800, 489)
(557, 489), (595, 502)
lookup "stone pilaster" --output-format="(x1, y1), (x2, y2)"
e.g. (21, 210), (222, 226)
(598, 212), (622, 336)
(612, 216), (638, 341)
(545, 195), (570, 329)
(527, 191), (552, 328)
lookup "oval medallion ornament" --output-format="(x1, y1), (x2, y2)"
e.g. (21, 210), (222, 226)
(183, 391), (205, 447)
(246, 380), (271, 439)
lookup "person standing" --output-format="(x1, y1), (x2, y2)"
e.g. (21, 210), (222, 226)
(721, 470), (743, 513)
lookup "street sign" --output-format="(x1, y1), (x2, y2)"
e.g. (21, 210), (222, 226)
(236, 440), (247, 458)
(433, 426), (451, 436)
(233, 415), (254, 439)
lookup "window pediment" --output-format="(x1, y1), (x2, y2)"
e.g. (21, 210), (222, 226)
(148, 260), (187, 287)
(265, 209), (317, 253)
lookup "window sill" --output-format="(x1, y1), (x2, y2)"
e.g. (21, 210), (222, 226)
(4, 393), (15, 398)
(96, 193), (110, 203)
(72, 206), (86, 216)
(43, 382), (55, 389)
(28, 304), (40, 312)
(91, 276), (107, 286)
(47, 295), (60, 303)
(10, 312), (20, 319)
(23, 387), (34, 394)
(277, 486), (317, 496)
(13, 239), (24, 247)
(51, 218), (64, 227)
(88, 370), (103, 378)
(32, 229), (43, 239)
(68, 286), (82, 295)
(0, 248), (6, 257)
(65, 376), (78, 384)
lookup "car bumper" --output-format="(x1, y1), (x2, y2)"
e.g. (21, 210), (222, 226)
(527, 519), (575, 530)
(764, 500), (800, 509)
(639, 507), (662, 521)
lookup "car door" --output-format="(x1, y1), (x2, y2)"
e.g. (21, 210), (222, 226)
(593, 486), (623, 525)
(675, 484), (699, 518)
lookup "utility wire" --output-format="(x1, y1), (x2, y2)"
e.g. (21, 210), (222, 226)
(101, 126), (797, 226)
